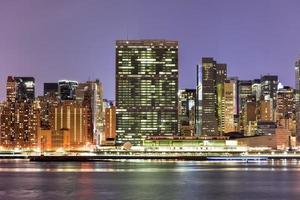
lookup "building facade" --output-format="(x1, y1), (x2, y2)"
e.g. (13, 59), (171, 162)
(238, 80), (253, 132)
(201, 57), (227, 136)
(44, 83), (58, 96)
(76, 80), (104, 145)
(0, 76), (38, 149)
(116, 40), (178, 145)
(58, 80), (78, 100)
(276, 86), (295, 135)
(14, 77), (35, 101)
(51, 101), (90, 149)
(104, 104), (116, 144)
(178, 89), (196, 136)
(223, 80), (237, 133)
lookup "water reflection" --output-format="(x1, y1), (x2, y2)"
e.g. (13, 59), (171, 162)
(1, 160), (300, 200)
(0, 159), (300, 172)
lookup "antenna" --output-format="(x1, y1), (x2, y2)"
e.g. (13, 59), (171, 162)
(125, 0), (129, 40)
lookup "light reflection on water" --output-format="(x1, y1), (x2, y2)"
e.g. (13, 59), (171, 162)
(0, 159), (299, 172)
(1, 159), (300, 200)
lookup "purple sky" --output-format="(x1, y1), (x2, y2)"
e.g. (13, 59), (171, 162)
(0, 0), (300, 100)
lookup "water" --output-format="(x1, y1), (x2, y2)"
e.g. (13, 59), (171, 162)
(1, 159), (300, 200)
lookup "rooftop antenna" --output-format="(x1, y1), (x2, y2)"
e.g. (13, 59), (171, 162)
(125, 0), (129, 41)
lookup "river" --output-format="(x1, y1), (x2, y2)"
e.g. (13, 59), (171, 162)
(0, 159), (300, 200)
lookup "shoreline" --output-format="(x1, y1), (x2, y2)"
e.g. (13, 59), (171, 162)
(0, 154), (299, 162)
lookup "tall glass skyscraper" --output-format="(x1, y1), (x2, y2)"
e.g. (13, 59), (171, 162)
(196, 64), (202, 136)
(178, 89), (196, 136)
(116, 40), (178, 145)
(14, 77), (35, 101)
(58, 80), (78, 100)
(201, 57), (227, 136)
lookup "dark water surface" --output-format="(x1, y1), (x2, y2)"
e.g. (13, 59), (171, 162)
(0, 159), (300, 200)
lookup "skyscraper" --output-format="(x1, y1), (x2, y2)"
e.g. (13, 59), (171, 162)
(238, 80), (253, 132)
(238, 80), (253, 113)
(261, 75), (278, 115)
(243, 100), (257, 136)
(276, 86), (295, 134)
(0, 101), (39, 149)
(1, 77), (39, 149)
(201, 58), (217, 136)
(76, 80), (104, 145)
(196, 64), (202, 136)
(38, 94), (58, 130)
(276, 87), (295, 119)
(252, 79), (261, 102)
(104, 103), (116, 144)
(223, 80), (237, 133)
(201, 57), (227, 136)
(58, 80), (78, 100)
(178, 89), (196, 136)
(258, 100), (273, 121)
(6, 76), (16, 102)
(116, 40), (178, 145)
(44, 83), (58, 96)
(15, 77), (35, 101)
(216, 63), (227, 135)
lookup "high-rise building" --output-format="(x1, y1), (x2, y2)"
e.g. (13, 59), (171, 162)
(51, 101), (90, 149)
(116, 40), (178, 145)
(40, 83), (60, 132)
(276, 86), (295, 135)
(37, 95), (59, 130)
(238, 80), (252, 113)
(0, 101), (39, 149)
(44, 83), (58, 96)
(216, 63), (227, 134)
(261, 75), (278, 110)
(243, 100), (257, 136)
(260, 75), (278, 123)
(201, 57), (227, 136)
(238, 80), (252, 132)
(58, 80), (78, 100)
(178, 89), (196, 136)
(202, 57), (218, 135)
(258, 100), (273, 121)
(76, 80), (104, 145)
(223, 80), (237, 133)
(252, 79), (261, 102)
(196, 64), (202, 136)
(276, 86), (295, 119)
(6, 76), (35, 102)
(6, 76), (17, 102)
(216, 64), (227, 83)
(0, 76), (38, 149)
(104, 103), (116, 143)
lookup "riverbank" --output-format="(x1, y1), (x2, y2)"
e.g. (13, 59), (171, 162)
(1, 152), (300, 162)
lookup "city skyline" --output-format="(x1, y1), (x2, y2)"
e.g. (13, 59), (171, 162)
(1, 2), (300, 200)
(1, 0), (300, 101)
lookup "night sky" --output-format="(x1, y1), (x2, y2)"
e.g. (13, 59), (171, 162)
(0, 0), (300, 101)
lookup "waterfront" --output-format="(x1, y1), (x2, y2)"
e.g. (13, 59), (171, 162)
(1, 160), (300, 200)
